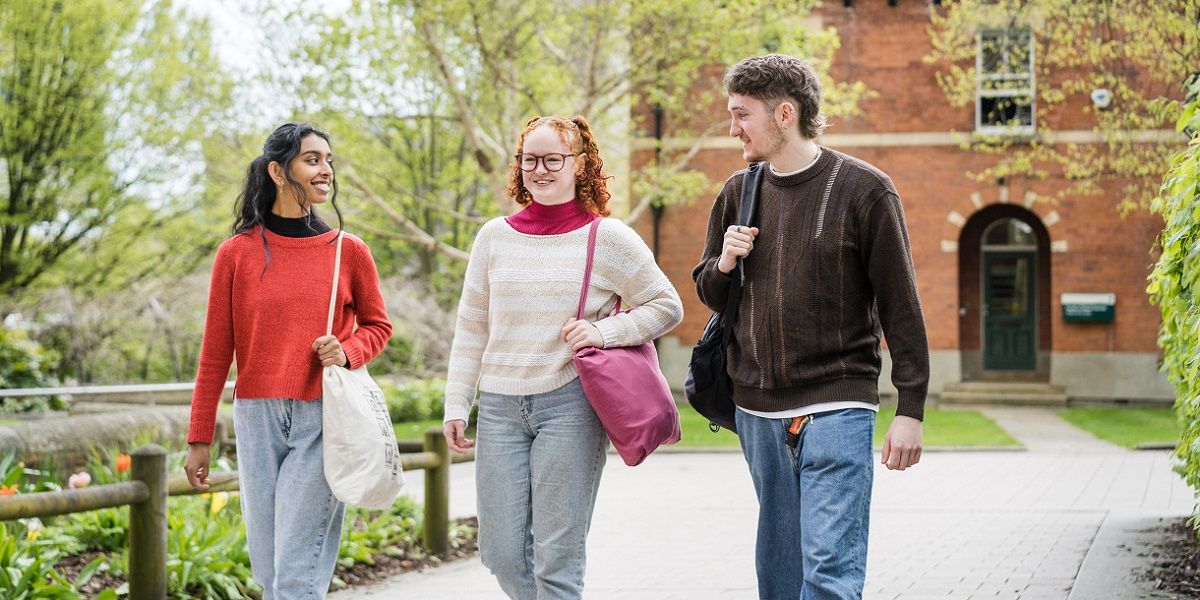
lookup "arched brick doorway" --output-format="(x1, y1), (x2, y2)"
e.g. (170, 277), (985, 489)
(958, 205), (1052, 381)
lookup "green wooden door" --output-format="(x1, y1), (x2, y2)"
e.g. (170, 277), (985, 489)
(983, 252), (1036, 370)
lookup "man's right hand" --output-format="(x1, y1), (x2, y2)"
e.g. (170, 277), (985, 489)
(444, 420), (476, 453)
(184, 443), (212, 490)
(717, 225), (760, 274)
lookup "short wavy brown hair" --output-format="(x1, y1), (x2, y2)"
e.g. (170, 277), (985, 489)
(724, 54), (827, 139)
(506, 115), (611, 217)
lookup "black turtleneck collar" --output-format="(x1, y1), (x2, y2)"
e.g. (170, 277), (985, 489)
(264, 211), (332, 238)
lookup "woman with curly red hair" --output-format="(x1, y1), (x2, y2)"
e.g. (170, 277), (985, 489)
(442, 115), (683, 599)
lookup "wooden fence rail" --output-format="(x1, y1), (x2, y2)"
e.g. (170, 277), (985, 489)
(0, 429), (470, 599)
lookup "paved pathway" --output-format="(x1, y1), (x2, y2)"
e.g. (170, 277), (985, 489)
(333, 407), (1193, 599)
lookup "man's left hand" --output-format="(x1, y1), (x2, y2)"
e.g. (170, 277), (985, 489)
(881, 415), (922, 471)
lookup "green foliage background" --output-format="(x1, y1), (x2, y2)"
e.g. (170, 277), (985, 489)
(1148, 75), (1200, 533)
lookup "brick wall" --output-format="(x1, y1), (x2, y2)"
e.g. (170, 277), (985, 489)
(637, 0), (1166, 361)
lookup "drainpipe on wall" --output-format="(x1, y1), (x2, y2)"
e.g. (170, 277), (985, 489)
(651, 104), (664, 262)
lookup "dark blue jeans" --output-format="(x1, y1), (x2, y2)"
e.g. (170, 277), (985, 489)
(736, 408), (875, 600)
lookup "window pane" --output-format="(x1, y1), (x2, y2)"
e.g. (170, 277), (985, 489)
(984, 219), (1036, 246)
(980, 28), (1032, 76)
(980, 96), (1033, 128)
(988, 255), (1031, 318)
(977, 27), (1035, 132)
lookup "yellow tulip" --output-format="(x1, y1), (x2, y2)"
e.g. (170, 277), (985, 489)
(210, 491), (229, 514)
(25, 520), (41, 541)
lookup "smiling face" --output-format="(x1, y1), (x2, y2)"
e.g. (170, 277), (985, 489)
(518, 124), (580, 206)
(727, 93), (788, 163)
(288, 134), (334, 206)
(269, 133), (334, 214)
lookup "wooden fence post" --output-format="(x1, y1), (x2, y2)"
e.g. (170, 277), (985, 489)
(128, 445), (168, 600)
(423, 428), (449, 555)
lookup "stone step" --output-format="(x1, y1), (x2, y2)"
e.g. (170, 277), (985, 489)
(939, 390), (1069, 407)
(942, 381), (1066, 394)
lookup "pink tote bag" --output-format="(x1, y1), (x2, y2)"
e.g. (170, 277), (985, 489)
(573, 220), (681, 466)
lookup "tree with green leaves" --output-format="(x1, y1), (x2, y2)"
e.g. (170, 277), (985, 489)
(0, 0), (231, 296)
(926, 0), (1199, 212)
(1148, 74), (1200, 533)
(262, 0), (865, 278)
(224, 0), (868, 381)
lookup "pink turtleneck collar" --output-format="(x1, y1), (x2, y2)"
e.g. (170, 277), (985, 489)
(505, 199), (597, 235)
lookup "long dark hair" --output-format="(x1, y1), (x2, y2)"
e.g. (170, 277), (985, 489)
(233, 123), (344, 270)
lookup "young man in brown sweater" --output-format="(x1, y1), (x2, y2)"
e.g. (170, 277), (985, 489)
(693, 54), (929, 599)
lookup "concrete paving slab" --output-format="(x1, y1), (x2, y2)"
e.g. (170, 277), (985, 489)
(976, 406), (1123, 453)
(1067, 512), (1188, 600)
(332, 407), (1194, 599)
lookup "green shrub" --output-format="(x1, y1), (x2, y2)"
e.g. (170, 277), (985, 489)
(1148, 75), (1200, 535)
(382, 379), (446, 423)
(163, 494), (259, 600)
(0, 524), (111, 599)
(0, 447), (254, 599)
(371, 335), (422, 377)
(57, 508), (126, 554)
(0, 452), (64, 494)
(0, 328), (65, 414)
(337, 496), (422, 569)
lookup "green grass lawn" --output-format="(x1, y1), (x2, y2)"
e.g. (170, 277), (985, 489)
(874, 408), (1019, 447)
(676, 407), (1019, 448)
(1058, 407), (1178, 449)
(394, 419), (448, 442)
(677, 410), (742, 447)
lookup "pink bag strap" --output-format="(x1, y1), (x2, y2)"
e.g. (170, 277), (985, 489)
(576, 219), (621, 321)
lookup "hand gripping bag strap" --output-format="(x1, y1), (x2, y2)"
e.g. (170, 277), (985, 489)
(721, 162), (763, 346)
(683, 162), (763, 433)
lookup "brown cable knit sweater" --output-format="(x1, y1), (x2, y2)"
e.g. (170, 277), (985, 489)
(692, 147), (930, 421)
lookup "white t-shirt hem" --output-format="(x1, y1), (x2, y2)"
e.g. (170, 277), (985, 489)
(737, 400), (879, 419)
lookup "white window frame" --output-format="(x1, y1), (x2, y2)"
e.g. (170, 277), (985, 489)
(975, 27), (1035, 136)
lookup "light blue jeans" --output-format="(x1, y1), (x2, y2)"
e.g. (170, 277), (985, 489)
(234, 398), (345, 600)
(475, 378), (608, 600)
(736, 408), (875, 600)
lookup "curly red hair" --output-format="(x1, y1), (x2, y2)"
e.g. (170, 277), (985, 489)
(506, 115), (611, 217)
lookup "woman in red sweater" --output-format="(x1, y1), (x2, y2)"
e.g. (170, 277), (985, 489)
(183, 123), (392, 598)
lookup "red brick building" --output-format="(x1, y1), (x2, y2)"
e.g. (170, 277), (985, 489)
(636, 0), (1175, 405)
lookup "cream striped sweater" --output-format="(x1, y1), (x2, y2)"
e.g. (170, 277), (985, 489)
(443, 217), (684, 423)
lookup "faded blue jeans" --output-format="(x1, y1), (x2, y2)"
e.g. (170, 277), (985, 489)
(475, 377), (608, 600)
(736, 408), (875, 600)
(234, 398), (345, 600)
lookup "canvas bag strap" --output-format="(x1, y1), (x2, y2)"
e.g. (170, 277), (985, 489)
(326, 231), (345, 337)
(720, 162), (763, 345)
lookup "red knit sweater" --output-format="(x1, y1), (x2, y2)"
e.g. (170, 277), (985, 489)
(188, 227), (393, 444)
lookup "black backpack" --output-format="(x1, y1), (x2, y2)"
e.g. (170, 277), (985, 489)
(683, 162), (763, 433)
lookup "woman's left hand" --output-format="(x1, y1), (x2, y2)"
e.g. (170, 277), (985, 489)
(562, 319), (604, 351)
(313, 334), (348, 367)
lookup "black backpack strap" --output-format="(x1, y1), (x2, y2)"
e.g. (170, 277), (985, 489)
(721, 162), (764, 344)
